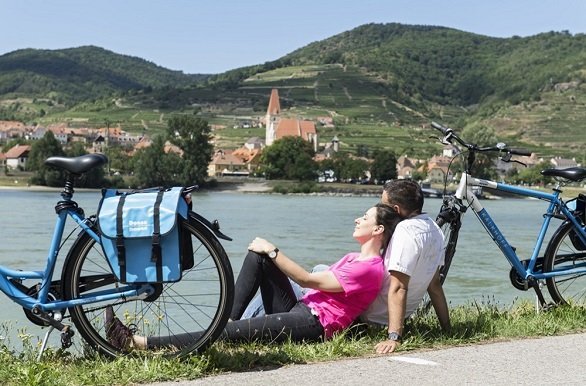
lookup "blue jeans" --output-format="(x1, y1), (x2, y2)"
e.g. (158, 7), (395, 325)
(241, 263), (329, 318)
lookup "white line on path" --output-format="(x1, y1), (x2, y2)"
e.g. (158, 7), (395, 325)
(388, 356), (440, 366)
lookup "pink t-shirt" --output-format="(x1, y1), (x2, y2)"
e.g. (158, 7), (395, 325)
(301, 252), (384, 338)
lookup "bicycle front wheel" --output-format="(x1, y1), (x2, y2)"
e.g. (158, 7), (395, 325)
(61, 216), (234, 358)
(439, 219), (460, 284)
(544, 221), (586, 305)
(413, 211), (460, 316)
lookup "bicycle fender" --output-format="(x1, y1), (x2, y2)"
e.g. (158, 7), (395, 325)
(189, 211), (232, 241)
(544, 220), (573, 257)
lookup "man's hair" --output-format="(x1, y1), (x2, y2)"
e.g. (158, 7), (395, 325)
(383, 179), (424, 215)
(374, 203), (402, 249)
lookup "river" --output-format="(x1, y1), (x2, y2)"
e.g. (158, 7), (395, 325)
(0, 188), (563, 349)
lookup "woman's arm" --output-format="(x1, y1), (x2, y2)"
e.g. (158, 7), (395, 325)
(249, 237), (343, 292)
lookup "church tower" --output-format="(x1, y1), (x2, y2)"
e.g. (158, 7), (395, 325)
(265, 88), (281, 146)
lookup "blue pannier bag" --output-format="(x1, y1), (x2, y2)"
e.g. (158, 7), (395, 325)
(97, 187), (189, 283)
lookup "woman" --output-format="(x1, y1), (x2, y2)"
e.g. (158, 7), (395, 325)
(106, 203), (400, 349)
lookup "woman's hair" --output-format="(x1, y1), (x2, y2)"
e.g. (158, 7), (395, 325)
(374, 203), (402, 252)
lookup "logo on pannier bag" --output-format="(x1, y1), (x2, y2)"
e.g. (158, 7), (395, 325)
(129, 220), (148, 232)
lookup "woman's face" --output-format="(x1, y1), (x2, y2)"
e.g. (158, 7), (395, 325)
(353, 207), (379, 243)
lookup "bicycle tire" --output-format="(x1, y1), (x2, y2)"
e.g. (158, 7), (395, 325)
(437, 214), (461, 285)
(544, 220), (586, 305)
(61, 215), (234, 358)
(412, 212), (461, 316)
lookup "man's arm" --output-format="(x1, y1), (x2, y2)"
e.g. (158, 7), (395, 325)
(427, 269), (451, 332)
(375, 270), (409, 354)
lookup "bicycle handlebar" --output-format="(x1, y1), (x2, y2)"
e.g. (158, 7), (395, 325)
(430, 121), (531, 157)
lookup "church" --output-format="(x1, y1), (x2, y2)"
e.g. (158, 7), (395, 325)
(264, 89), (318, 151)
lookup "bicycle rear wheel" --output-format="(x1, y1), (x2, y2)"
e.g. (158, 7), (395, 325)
(544, 221), (586, 305)
(61, 216), (234, 358)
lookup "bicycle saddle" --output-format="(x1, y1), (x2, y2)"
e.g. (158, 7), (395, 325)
(45, 153), (108, 175)
(541, 167), (586, 182)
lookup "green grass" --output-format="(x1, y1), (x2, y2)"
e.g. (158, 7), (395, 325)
(1, 299), (586, 385)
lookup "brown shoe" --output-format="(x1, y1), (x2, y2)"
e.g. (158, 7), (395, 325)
(105, 306), (136, 350)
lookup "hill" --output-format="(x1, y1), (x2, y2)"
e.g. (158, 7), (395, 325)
(0, 24), (585, 160)
(0, 46), (208, 104)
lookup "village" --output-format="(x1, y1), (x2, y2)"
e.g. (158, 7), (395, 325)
(0, 89), (581, 186)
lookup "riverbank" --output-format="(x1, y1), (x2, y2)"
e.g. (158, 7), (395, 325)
(1, 301), (586, 385)
(0, 175), (582, 199)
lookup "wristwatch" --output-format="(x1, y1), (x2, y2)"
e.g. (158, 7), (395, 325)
(268, 248), (279, 259)
(387, 331), (402, 342)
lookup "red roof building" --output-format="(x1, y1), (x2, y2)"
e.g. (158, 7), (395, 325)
(5, 144), (31, 170)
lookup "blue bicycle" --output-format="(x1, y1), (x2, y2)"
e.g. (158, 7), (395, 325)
(1, 154), (234, 358)
(430, 122), (586, 307)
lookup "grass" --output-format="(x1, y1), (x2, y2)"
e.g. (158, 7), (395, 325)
(1, 299), (586, 385)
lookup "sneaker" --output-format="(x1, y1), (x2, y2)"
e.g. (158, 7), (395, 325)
(104, 306), (136, 350)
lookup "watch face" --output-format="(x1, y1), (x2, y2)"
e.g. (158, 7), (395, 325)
(388, 332), (401, 341)
(268, 249), (278, 259)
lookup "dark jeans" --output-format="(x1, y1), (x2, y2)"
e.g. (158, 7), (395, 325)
(147, 251), (324, 349)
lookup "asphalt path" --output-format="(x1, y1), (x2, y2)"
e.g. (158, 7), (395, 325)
(144, 333), (586, 385)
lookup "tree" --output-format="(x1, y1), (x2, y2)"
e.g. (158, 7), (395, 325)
(509, 161), (553, 186)
(370, 149), (398, 183)
(105, 145), (132, 175)
(28, 131), (65, 186)
(166, 115), (213, 185)
(132, 135), (184, 188)
(260, 136), (317, 181)
(339, 157), (370, 181)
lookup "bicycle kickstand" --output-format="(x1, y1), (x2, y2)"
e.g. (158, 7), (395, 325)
(530, 278), (551, 312)
(37, 327), (55, 362)
(32, 307), (75, 361)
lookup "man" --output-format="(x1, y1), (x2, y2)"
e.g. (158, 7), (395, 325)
(365, 179), (450, 354)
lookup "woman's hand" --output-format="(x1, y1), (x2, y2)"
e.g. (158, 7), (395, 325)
(248, 237), (276, 255)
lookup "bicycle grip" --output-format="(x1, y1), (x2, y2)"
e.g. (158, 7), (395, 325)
(431, 121), (452, 135)
(509, 148), (532, 156)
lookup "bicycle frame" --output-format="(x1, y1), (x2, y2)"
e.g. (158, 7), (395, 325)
(0, 202), (150, 314)
(455, 172), (586, 281)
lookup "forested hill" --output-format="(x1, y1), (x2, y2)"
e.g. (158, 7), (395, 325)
(3, 24), (586, 109)
(0, 46), (209, 103)
(274, 23), (586, 107)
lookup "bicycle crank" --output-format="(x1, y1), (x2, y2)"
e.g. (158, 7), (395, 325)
(30, 305), (75, 349)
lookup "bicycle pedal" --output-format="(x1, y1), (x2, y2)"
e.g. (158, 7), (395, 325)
(60, 327), (75, 349)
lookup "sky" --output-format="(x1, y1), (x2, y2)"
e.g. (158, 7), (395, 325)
(1, 0), (585, 74)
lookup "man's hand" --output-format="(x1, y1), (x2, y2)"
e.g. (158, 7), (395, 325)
(375, 339), (401, 354)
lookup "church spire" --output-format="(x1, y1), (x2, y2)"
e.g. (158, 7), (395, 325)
(265, 88), (281, 146)
(267, 88), (281, 115)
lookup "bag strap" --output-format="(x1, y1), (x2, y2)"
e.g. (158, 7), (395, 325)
(115, 194), (127, 283)
(152, 189), (165, 282)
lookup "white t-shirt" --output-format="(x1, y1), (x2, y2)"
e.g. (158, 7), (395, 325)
(361, 213), (445, 325)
